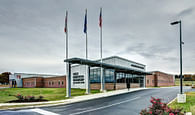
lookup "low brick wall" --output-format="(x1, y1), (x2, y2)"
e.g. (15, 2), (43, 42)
(130, 83), (140, 88)
(116, 83), (126, 90)
(91, 83), (140, 90)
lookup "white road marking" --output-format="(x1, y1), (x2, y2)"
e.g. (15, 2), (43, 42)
(29, 108), (59, 115)
(70, 96), (140, 115)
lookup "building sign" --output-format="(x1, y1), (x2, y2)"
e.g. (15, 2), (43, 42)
(73, 72), (84, 84)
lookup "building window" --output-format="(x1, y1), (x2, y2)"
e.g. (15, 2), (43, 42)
(147, 80), (149, 84)
(62, 81), (64, 85)
(52, 81), (54, 85)
(49, 81), (51, 86)
(58, 80), (60, 85)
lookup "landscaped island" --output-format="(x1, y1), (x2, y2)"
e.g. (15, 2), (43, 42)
(0, 88), (100, 103)
(169, 92), (195, 114)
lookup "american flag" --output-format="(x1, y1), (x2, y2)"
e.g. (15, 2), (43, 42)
(64, 11), (68, 33)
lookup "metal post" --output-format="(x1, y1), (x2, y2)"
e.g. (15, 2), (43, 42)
(84, 9), (89, 94)
(100, 68), (105, 92)
(170, 20), (183, 94)
(143, 75), (146, 88)
(179, 21), (183, 94)
(114, 71), (116, 90)
(66, 63), (71, 97)
(64, 11), (70, 97)
(86, 66), (90, 94)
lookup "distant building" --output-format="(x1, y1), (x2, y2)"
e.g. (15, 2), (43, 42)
(146, 71), (175, 87)
(9, 73), (63, 88)
(22, 76), (66, 88)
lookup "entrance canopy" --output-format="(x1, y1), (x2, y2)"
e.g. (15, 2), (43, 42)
(64, 57), (151, 75)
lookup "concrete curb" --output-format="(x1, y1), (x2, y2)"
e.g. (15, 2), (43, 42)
(0, 88), (150, 110)
(167, 97), (177, 105)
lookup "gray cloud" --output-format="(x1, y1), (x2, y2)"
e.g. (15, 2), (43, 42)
(178, 7), (195, 17)
(0, 0), (195, 74)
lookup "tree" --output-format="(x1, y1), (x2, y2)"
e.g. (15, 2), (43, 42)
(183, 74), (192, 81)
(192, 74), (195, 81)
(0, 72), (11, 84)
(175, 75), (179, 78)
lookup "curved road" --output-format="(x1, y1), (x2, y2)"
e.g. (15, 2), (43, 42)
(0, 86), (194, 115)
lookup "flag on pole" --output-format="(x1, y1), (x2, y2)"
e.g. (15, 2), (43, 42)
(99, 8), (102, 28)
(84, 9), (87, 33)
(64, 11), (68, 33)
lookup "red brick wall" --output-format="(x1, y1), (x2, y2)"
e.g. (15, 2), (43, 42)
(36, 77), (44, 88)
(23, 77), (43, 88)
(22, 76), (66, 88)
(146, 71), (174, 87)
(146, 75), (155, 87)
(155, 72), (174, 86)
(43, 76), (66, 88)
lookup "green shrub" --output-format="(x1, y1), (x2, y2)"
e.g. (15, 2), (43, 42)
(39, 95), (44, 100)
(15, 94), (24, 101)
(185, 84), (191, 86)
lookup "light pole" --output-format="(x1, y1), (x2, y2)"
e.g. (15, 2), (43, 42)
(170, 20), (183, 94)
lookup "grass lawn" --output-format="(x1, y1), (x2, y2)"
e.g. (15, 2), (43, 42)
(0, 88), (100, 103)
(169, 92), (195, 114)
(175, 78), (195, 86)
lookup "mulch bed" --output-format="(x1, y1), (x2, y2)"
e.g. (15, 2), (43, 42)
(8, 99), (48, 103)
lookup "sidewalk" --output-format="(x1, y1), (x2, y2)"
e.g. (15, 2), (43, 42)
(0, 87), (149, 110)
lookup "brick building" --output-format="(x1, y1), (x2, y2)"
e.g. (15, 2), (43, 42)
(23, 77), (43, 88)
(43, 76), (66, 88)
(146, 71), (175, 87)
(22, 76), (66, 88)
(71, 56), (150, 90)
(9, 73), (59, 88)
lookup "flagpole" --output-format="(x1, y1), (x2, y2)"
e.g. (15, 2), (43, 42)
(65, 11), (70, 97)
(86, 9), (88, 60)
(100, 8), (104, 92)
(85, 9), (90, 94)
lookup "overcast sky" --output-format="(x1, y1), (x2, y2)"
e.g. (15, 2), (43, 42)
(0, 0), (195, 75)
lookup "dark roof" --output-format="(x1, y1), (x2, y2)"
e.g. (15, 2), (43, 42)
(64, 58), (151, 75)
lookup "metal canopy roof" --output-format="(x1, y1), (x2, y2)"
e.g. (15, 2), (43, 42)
(64, 58), (151, 75)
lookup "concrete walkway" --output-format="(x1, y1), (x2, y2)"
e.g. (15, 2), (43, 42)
(0, 87), (9, 89)
(0, 88), (149, 109)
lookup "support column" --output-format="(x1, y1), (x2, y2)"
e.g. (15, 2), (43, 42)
(114, 71), (116, 90)
(66, 63), (71, 97)
(100, 68), (105, 92)
(143, 75), (146, 88)
(85, 65), (90, 94)
(124, 73), (126, 83)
